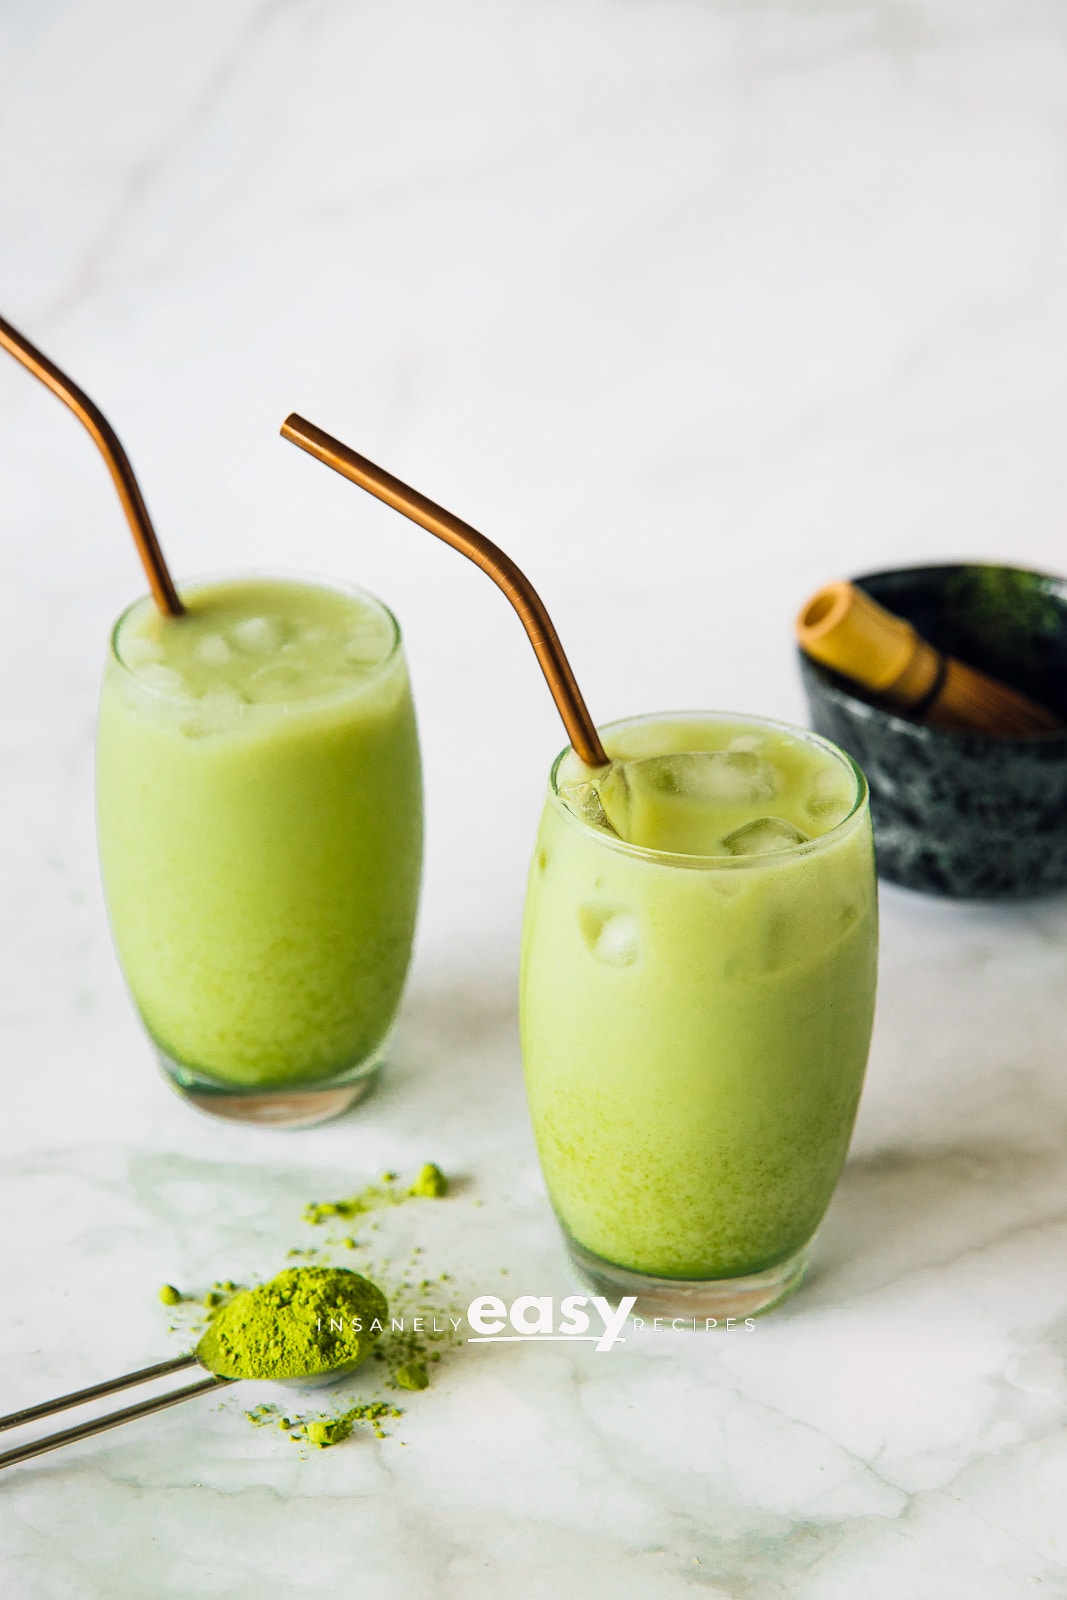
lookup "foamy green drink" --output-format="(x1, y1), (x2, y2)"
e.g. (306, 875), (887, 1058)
(520, 713), (877, 1315)
(97, 577), (422, 1124)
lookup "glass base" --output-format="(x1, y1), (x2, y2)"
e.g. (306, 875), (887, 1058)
(563, 1229), (810, 1320)
(155, 1046), (384, 1129)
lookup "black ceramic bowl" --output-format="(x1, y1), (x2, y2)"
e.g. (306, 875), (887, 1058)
(798, 563), (1067, 898)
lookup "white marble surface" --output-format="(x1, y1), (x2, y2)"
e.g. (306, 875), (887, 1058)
(3, 0), (1067, 1593)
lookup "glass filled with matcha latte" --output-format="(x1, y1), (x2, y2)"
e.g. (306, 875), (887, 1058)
(519, 712), (877, 1317)
(96, 575), (422, 1127)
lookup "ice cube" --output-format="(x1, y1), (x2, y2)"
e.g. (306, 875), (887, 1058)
(344, 619), (391, 665)
(592, 913), (640, 967)
(181, 689), (246, 738)
(136, 663), (184, 695)
(722, 817), (809, 857)
(806, 767), (852, 823)
(629, 750), (779, 806)
(727, 733), (764, 754)
(121, 635), (164, 668)
(579, 905), (641, 966)
(558, 763), (630, 838)
(195, 634), (232, 666)
(558, 779), (619, 837)
(807, 796), (850, 823)
(198, 688), (244, 723)
(232, 616), (283, 652)
(246, 660), (301, 697)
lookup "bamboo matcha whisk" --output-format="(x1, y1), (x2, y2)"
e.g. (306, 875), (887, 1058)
(797, 581), (1062, 737)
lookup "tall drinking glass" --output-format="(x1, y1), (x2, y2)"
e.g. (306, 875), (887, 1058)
(520, 712), (877, 1317)
(96, 575), (423, 1127)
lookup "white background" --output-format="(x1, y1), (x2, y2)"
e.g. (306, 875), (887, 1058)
(2, 3), (1067, 1596)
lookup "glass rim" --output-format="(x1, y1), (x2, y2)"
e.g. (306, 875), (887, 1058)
(547, 709), (870, 870)
(108, 570), (404, 708)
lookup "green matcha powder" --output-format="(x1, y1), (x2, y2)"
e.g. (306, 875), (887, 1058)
(157, 1162), (455, 1450)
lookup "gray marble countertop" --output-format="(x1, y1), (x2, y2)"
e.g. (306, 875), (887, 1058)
(2, 2), (1067, 1594)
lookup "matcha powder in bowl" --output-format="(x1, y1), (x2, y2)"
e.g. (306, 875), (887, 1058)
(196, 1267), (388, 1382)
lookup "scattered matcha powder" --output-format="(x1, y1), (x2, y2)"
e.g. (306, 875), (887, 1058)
(410, 1163), (448, 1199)
(160, 1162), (463, 1454)
(246, 1400), (404, 1448)
(303, 1161), (450, 1227)
(304, 1417), (353, 1448)
(304, 1403), (403, 1447)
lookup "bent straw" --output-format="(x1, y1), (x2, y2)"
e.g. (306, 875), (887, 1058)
(280, 413), (609, 769)
(0, 312), (182, 615)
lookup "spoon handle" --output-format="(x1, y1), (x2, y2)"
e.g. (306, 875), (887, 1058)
(0, 1373), (233, 1471)
(0, 1352), (201, 1433)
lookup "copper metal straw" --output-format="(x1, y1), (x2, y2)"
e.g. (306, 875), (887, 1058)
(0, 312), (183, 615)
(280, 413), (609, 769)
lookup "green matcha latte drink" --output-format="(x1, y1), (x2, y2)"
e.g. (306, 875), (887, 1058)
(520, 712), (877, 1316)
(96, 577), (422, 1127)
